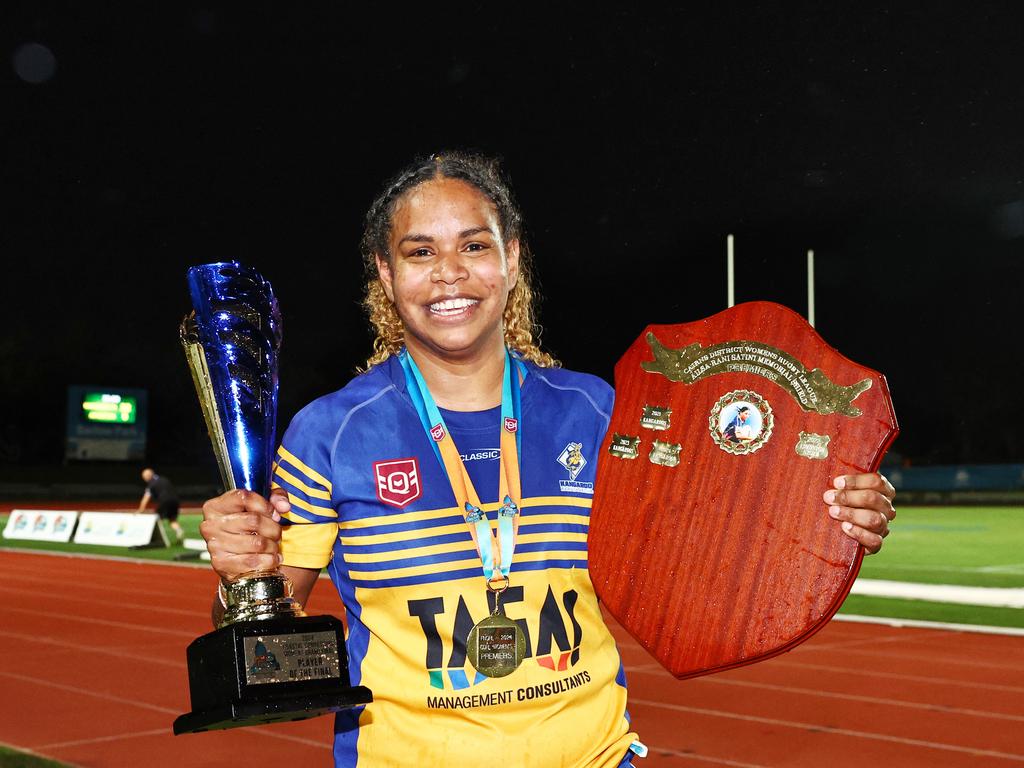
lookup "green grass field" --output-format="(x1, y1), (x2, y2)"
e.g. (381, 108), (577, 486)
(855, 506), (1024, 588)
(3, 506), (1022, 628)
(0, 744), (72, 768)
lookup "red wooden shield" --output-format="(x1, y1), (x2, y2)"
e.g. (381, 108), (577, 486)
(589, 302), (898, 679)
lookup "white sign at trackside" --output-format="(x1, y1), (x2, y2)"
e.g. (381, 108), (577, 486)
(3, 509), (79, 542)
(74, 511), (164, 548)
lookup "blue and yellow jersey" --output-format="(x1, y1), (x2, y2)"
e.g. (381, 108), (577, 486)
(274, 355), (637, 767)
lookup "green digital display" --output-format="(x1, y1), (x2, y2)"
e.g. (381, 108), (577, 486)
(82, 393), (137, 424)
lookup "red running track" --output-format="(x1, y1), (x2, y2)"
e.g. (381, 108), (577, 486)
(2, 549), (1022, 767)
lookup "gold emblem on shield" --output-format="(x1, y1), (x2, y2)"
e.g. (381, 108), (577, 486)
(608, 433), (641, 460)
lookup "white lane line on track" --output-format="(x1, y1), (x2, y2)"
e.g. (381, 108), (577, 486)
(876, 563), (1024, 575)
(0, 629), (185, 669)
(628, 698), (1024, 762)
(622, 664), (1024, 721)
(833, 612), (1024, 636)
(797, 629), (1024, 670)
(0, 671), (330, 750)
(794, 640), (1024, 672)
(851, 578), (1024, 607)
(0, 670), (184, 717)
(7, 606), (196, 638)
(13, 589), (212, 618)
(0, 546), (211, 570)
(698, 675), (1024, 722)
(35, 728), (169, 750)
(793, 633), (906, 652)
(622, 658), (1024, 697)
(6, 570), (216, 603)
(641, 750), (767, 767)
(773, 660), (1024, 693)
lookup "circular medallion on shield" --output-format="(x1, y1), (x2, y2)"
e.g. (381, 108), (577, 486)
(709, 390), (773, 455)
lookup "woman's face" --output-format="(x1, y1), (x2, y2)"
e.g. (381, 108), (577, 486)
(377, 177), (519, 363)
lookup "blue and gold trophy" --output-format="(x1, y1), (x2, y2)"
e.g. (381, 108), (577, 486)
(173, 262), (371, 735)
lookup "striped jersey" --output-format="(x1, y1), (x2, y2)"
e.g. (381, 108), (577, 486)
(273, 354), (637, 767)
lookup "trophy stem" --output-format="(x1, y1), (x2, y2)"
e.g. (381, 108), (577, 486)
(221, 570), (306, 628)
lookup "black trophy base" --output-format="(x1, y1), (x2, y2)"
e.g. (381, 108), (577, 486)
(173, 689), (370, 733)
(173, 613), (372, 735)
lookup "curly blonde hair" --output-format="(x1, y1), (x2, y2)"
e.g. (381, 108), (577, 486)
(360, 152), (558, 370)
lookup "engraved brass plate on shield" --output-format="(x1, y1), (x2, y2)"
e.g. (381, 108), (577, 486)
(649, 440), (682, 467)
(467, 614), (527, 678)
(795, 431), (831, 460)
(643, 335), (871, 417)
(608, 433), (641, 460)
(640, 405), (672, 431)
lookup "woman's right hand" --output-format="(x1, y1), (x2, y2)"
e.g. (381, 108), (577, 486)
(200, 488), (291, 582)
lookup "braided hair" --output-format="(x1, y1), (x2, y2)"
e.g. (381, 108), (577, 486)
(359, 151), (558, 370)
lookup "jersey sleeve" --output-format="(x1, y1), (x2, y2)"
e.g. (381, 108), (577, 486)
(272, 403), (339, 569)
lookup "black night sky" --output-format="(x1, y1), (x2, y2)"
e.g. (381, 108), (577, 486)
(3, 5), (1022, 474)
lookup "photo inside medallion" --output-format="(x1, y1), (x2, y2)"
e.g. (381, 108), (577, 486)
(709, 390), (773, 455)
(717, 401), (763, 444)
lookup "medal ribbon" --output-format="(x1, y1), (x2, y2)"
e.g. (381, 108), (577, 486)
(399, 347), (526, 579)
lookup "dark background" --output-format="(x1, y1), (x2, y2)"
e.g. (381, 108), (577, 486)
(3, 5), (1022, 479)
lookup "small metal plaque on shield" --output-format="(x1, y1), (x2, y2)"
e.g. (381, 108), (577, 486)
(467, 614), (526, 678)
(608, 433), (641, 460)
(243, 631), (341, 686)
(795, 431), (831, 460)
(640, 405), (672, 431)
(649, 439), (682, 467)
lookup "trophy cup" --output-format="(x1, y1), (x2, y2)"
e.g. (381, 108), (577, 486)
(173, 261), (371, 735)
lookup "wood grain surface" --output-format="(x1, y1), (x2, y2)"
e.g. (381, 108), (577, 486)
(589, 301), (898, 679)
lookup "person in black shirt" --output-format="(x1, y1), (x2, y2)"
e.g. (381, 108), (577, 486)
(138, 467), (183, 542)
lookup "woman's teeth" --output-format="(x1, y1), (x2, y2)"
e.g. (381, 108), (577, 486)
(429, 298), (478, 316)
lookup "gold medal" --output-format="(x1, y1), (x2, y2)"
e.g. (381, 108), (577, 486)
(467, 610), (526, 678)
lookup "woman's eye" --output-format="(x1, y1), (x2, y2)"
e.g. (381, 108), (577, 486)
(410, 248), (432, 258)
(465, 242), (486, 252)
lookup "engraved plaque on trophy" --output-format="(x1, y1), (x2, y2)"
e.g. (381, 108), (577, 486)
(173, 262), (371, 734)
(589, 301), (898, 679)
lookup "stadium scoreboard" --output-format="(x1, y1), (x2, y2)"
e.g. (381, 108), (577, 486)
(81, 392), (138, 424)
(65, 385), (148, 461)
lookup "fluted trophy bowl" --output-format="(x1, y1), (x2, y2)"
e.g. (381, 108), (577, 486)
(173, 261), (371, 735)
(179, 262), (302, 625)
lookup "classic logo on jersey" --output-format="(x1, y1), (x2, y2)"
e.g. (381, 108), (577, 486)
(460, 448), (501, 463)
(430, 423), (446, 442)
(504, 417), (518, 433)
(374, 457), (422, 508)
(556, 442), (594, 494)
(408, 585), (584, 692)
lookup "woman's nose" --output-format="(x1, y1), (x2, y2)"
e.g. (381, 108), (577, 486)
(431, 250), (467, 284)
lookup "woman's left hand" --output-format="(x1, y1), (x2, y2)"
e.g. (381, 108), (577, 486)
(824, 473), (896, 555)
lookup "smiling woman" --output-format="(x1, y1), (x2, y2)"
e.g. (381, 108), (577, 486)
(377, 176), (519, 377)
(196, 150), (894, 768)
(359, 153), (557, 375)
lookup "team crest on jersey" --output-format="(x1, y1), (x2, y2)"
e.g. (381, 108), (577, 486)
(374, 457), (422, 508)
(430, 424), (446, 442)
(504, 417), (518, 433)
(556, 442), (594, 494)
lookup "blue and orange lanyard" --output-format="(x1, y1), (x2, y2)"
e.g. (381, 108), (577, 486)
(399, 347), (527, 581)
